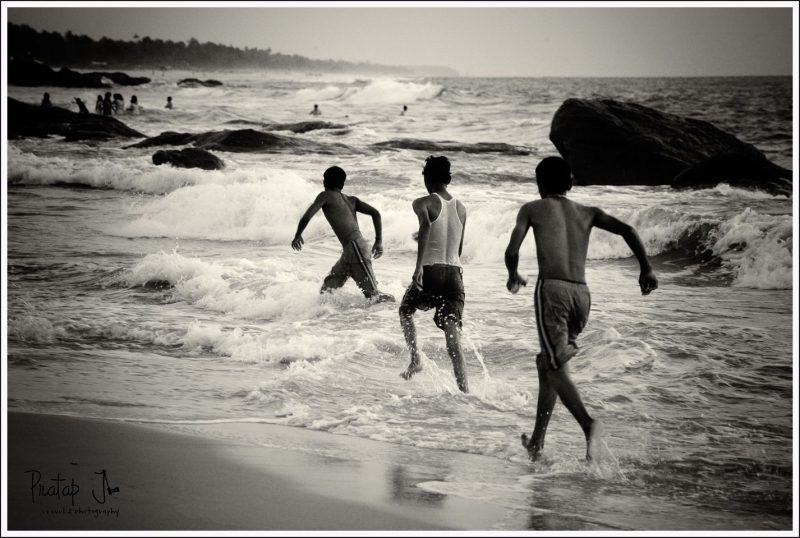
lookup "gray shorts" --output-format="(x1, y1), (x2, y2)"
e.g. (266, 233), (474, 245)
(534, 278), (591, 370)
(322, 235), (379, 298)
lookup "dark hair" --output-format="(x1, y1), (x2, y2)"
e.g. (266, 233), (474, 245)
(535, 156), (572, 195)
(422, 155), (451, 185)
(323, 166), (346, 190)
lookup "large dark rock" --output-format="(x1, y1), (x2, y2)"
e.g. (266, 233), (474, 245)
(9, 59), (150, 88)
(550, 98), (791, 195)
(127, 128), (354, 155)
(8, 97), (145, 140)
(153, 148), (225, 170)
(177, 78), (223, 87)
(672, 154), (791, 196)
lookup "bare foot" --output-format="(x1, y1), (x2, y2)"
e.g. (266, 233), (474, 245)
(374, 292), (395, 303)
(585, 419), (603, 462)
(400, 362), (422, 380)
(521, 433), (542, 462)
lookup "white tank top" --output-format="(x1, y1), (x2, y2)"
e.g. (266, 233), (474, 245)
(421, 193), (463, 267)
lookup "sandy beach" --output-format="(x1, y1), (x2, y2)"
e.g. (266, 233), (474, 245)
(5, 8), (795, 534)
(6, 412), (512, 531)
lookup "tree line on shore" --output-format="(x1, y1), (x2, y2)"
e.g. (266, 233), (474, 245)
(8, 23), (421, 74)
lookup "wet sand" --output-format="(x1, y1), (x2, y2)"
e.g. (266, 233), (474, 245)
(6, 412), (506, 530)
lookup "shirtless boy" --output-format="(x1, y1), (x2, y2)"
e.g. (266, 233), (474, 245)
(292, 166), (394, 303)
(504, 156), (658, 461)
(399, 156), (469, 393)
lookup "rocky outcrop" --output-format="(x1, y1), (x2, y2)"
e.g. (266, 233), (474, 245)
(192, 130), (303, 152)
(152, 148), (225, 170)
(8, 97), (145, 140)
(550, 99), (791, 195)
(177, 78), (223, 87)
(128, 131), (196, 148)
(372, 138), (532, 155)
(128, 129), (298, 151)
(127, 128), (354, 155)
(265, 121), (348, 134)
(9, 59), (150, 88)
(223, 120), (348, 134)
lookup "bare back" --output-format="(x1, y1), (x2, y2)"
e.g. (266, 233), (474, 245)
(525, 196), (595, 283)
(321, 191), (361, 244)
(506, 191), (657, 296)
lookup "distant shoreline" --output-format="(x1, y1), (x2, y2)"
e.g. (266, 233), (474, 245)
(22, 64), (792, 80)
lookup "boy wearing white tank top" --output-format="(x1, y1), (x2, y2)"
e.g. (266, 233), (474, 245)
(399, 156), (469, 393)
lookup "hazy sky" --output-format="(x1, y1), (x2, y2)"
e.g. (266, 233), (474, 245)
(6, 5), (795, 77)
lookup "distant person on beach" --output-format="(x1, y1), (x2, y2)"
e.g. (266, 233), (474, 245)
(292, 166), (395, 303)
(95, 95), (103, 114)
(41, 92), (52, 107)
(127, 95), (140, 115)
(113, 93), (125, 114)
(399, 156), (469, 393)
(504, 156), (658, 462)
(74, 97), (89, 114)
(309, 104), (321, 115)
(165, 96), (173, 109)
(401, 105), (408, 116)
(102, 92), (113, 116)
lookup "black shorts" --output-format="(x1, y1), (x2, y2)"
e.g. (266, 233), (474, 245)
(400, 265), (464, 330)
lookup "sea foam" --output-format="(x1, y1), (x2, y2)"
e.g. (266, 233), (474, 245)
(124, 251), (336, 321)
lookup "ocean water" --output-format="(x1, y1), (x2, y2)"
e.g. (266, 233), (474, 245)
(5, 72), (795, 530)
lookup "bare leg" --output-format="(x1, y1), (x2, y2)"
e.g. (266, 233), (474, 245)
(548, 363), (596, 461)
(399, 303), (422, 379)
(523, 353), (557, 461)
(442, 320), (468, 393)
(321, 272), (347, 295)
(371, 292), (396, 303)
(352, 272), (395, 303)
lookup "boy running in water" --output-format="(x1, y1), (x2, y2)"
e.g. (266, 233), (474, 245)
(292, 166), (394, 303)
(399, 156), (469, 393)
(504, 156), (658, 461)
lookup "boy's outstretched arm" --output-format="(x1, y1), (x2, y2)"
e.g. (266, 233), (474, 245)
(354, 197), (384, 259)
(292, 192), (327, 251)
(592, 208), (658, 295)
(504, 206), (531, 293)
